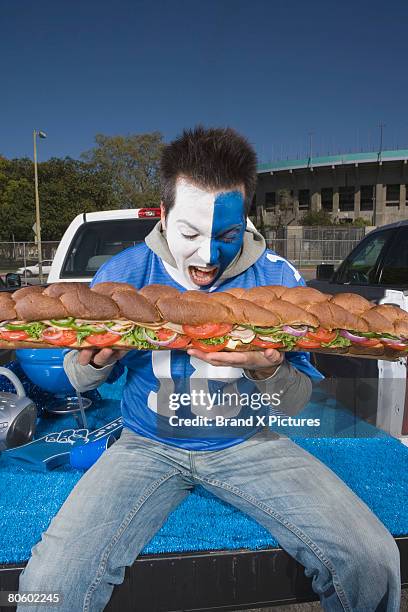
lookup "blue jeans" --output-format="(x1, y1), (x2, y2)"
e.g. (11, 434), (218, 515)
(18, 427), (401, 611)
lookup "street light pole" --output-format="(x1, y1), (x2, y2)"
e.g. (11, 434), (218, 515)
(33, 129), (46, 283)
(373, 123), (385, 226)
(308, 131), (314, 162)
(379, 122), (386, 154)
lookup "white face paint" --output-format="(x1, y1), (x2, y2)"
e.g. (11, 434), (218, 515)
(164, 178), (246, 289)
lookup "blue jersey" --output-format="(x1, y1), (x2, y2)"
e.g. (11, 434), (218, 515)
(91, 244), (323, 450)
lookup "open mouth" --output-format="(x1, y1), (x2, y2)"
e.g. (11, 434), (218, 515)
(188, 265), (219, 286)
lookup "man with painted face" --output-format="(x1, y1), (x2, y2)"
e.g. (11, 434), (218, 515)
(18, 127), (400, 612)
(163, 178), (247, 288)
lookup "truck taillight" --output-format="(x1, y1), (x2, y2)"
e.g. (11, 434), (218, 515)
(138, 208), (161, 218)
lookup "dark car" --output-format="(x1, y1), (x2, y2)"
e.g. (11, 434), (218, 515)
(0, 273), (21, 291)
(308, 220), (408, 301)
(307, 220), (408, 424)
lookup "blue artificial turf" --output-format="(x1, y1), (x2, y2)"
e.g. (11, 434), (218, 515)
(0, 366), (408, 564)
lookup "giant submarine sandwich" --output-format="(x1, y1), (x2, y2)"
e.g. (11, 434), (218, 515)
(0, 282), (407, 360)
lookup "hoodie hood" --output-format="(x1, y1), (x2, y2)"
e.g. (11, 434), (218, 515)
(144, 219), (266, 288)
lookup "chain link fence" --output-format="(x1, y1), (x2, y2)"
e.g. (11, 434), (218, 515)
(0, 232), (361, 282)
(264, 225), (368, 267)
(265, 237), (361, 266)
(300, 226), (366, 241)
(0, 242), (60, 281)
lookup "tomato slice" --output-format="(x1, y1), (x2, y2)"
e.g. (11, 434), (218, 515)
(182, 323), (232, 339)
(86, 332), (122, 347)
(252, 338), (284, 349)
(42, 329), (78, 346)
(154, 328), (191, 349)
(156, 328), (177, 341)
(191, 338), (228, 352)
(306, 328), (337, 343)
(295, 338), (321, 349)
(0, 330), (30, 341)
(167, 335), (191, 349)
(381, 341), (408, 351)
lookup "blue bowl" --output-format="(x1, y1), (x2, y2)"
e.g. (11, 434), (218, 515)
(15, 349), (76, 395)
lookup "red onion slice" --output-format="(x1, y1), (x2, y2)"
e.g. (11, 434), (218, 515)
(282, 325), (308, 337)
(340, 330), (370, 343)
(142, 329), (178, 346)
(42, 328), (63, 340)
(380, 337), (407, 345)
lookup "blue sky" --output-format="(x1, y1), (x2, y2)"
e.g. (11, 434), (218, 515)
(1, 0), (408, 163)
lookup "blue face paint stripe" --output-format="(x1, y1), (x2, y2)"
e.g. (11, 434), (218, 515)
(209, 191), (246, 282)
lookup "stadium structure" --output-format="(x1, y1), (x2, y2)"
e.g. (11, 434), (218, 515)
(255, 149), (408, 227)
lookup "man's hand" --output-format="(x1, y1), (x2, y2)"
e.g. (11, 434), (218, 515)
(77, 348), (129, 368)
(186, 347), (284, 379)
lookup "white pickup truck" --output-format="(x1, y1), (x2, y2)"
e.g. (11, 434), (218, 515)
(18, 207), (408, 607)
(47, 207), (161, 284)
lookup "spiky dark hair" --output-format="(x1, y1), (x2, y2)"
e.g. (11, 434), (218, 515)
(160, 125), (257, 214)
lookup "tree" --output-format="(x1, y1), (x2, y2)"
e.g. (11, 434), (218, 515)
(265, 189), (296, 236)
(300, 210), (334, 226)
(352, 216), (372, 227)
(0, 131), (164, 242)
(0, 156), (116, 241)
(37, 158), (116, 240)
(0, 176), (34, 240)
(81, 132), (164, 208)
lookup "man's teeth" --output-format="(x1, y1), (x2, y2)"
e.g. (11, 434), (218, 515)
(193, 270), (214, 277)
(190, 266), (217, 280)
